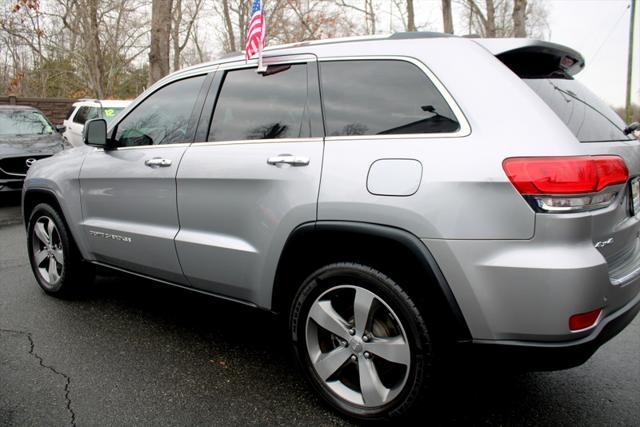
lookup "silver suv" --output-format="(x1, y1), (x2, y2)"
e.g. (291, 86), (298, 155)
(22, 33), (640, 421)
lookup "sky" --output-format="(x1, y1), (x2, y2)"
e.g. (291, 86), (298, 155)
(545, 0), (639, 107)
(406, 0), (639, 108)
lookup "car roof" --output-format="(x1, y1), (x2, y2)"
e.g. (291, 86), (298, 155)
(0, 105), (40, 111)
(72, 100), (131, 108)
(168, 32), (584, 81)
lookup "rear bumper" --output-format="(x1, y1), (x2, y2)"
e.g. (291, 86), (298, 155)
(463, 289), (640, 370)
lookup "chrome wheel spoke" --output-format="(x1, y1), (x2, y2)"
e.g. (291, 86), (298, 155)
(48, 257), (60, 283)
(358, 358), (389, 407)
(34, 222), (49, 244)
(46, 218), (55, 240)
(364, 336), (410, 366)
(353, 288), (375, 336)
(309, 300), (351, 341)
(313, 346), (351, 381)
(305, 283), (411, 408)
(34, 249), (48, 266)
(52, 248), (64, 264)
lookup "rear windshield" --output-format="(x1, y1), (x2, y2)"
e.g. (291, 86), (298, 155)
(0, 110), (54, 136)
(524, 79), (632, 142)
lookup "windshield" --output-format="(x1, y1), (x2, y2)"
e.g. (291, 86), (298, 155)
(0, 110), (54, 136)
(524, 79), (632, 142)
(101, 107), (124, 124)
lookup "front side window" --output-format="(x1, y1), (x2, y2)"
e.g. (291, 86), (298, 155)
(320, 60), (460, 136)
(73, 107), (90, 125)
(208, 64), (311, 142)
(113, 75), (205, 147)
(0, 110), (53, 136)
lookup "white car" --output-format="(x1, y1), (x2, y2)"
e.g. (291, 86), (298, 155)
(63, 100), (130, 146)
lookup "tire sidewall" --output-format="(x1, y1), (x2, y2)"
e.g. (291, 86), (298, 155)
(27, 203), (73, 294)
(289, 263), (432, 421)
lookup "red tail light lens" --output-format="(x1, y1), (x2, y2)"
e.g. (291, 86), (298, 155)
(569, 308), (602, 331)
(503, 156), (629, 195)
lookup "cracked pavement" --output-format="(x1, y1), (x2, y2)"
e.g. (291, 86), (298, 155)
(1, 199), (639, 425)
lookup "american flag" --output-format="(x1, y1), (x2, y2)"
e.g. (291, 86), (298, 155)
(245, 0), (265, 60)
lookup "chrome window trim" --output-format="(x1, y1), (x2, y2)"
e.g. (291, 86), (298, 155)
(94, 142), (192, 152)
(215, 54), (317, 72)
(190, 137), (323, 147)
(318, 55), (471, 141)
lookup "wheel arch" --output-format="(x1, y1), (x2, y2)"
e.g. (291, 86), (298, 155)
(272, 221), (471, 342)
(22, 188), (88, 259)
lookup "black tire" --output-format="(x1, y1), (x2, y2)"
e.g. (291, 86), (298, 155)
(289, 262), (432, 421)
(26, 203), (94, 296)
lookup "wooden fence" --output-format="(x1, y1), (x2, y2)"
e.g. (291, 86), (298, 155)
(0, 96), (76, 125)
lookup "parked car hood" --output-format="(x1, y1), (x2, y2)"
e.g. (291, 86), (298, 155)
(0, 133), (68, 157)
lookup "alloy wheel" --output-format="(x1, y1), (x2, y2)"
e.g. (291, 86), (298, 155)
(305, 285), (411, 408)
(31, 215), (64, 286)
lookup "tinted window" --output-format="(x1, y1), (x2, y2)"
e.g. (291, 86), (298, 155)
(524, 79), (631, 142)
(73, 107), (90, 124)
(65, 106), (76, 120)
(0, 110), (53, 136)
(114, 75), (205, 147)
(320, 60), (459, 136)
(208, 64), (311, 141)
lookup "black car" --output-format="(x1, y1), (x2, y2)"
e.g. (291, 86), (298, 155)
(0, 105), (68, 193)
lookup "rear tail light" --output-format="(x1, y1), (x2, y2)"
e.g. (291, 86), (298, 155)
(503, 156), (629, 213)
(569, 308), (602, 331)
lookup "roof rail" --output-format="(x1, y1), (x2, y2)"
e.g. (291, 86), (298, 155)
(389, 32), (453, 40)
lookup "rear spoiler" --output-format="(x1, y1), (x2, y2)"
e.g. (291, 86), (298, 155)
(473, 39), (585, 78)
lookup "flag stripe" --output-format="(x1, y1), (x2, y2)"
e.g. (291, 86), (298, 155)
(245, 0), (265, 60)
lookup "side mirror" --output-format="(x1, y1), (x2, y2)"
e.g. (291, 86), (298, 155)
(83, 118), (108, 147)
(55, 124), (66, 133)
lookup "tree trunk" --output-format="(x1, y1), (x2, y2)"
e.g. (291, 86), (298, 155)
(441, 0), (454, 34)
(406, 0), (416, 32)
(222, 0), (236, 52)
(484, 0), (496, 37)
(88, 0), (105, 97)
(149, 0), (173, 85)
(172, 0), (182, 72)
(512, 0), (527, 37)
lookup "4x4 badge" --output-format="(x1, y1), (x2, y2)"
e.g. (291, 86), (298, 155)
(594, 238), (614, 249)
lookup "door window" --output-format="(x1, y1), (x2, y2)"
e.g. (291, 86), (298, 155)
(320, 60), (460, 136)
(73, 107), (91, 124)
(113, 75), (206, 147)
(208, 64), (315, 141)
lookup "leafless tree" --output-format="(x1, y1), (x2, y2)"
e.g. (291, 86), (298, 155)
(459, 0), (548, 38)
(149, 0), (173, 84)
(512, 0), (526, 37)
(442, 0), (454, 34)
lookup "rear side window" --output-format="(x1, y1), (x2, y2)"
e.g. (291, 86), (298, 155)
(208, 64), (314, 141)
(320, 60), (459, 136)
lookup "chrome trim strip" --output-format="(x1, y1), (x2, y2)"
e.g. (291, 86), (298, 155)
(95, 142), (192, 152)
(191, 137), (323, 147)
(318, 55), (471, 140)
(0, 166), (26, 177)
(90, 261), (259, 308)
(610, 262), (640, 286)
(213, 54), (318, 72)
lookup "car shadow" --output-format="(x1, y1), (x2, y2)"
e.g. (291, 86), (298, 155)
(0, 192), (21, 207)
(69, 271), (562, 425)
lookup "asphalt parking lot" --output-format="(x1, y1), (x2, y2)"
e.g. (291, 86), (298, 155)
(1, 195), (639, 426)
